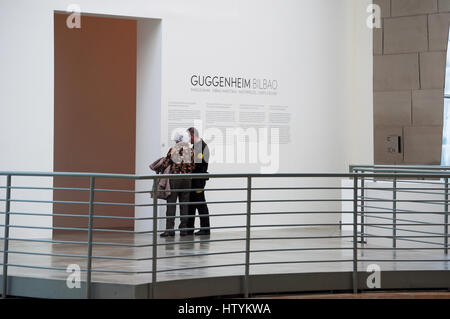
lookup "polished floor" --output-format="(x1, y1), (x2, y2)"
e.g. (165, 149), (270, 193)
(1, 227), (449, 285)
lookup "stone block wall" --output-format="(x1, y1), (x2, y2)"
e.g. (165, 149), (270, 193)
(373, 0), (450, 164)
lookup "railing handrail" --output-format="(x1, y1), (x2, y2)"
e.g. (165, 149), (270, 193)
(2, 171), (450, 179)
(350, 164), (450, 171)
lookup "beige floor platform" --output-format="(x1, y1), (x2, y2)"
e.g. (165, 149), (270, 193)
(1, 227), (449, 298)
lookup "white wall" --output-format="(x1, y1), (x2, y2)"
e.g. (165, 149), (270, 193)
(349, 0), (374, 166)
(0, 0), (373, 237)
(135, 18), (163, 232)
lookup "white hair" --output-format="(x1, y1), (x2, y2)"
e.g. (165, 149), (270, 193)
(172, 129), (190, 143)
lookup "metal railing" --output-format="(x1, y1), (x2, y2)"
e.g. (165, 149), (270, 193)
(0, 167), (448, 298)
(350, 165), (450, 253)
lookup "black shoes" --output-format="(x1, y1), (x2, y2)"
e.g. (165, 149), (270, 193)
(180, 231), (194, 236)
(195, 230), (210, 236)
(160, 230), (210, 237)
(160, 231), (175, 237)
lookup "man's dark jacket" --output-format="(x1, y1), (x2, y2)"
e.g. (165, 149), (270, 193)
(191, 139), (209, 189)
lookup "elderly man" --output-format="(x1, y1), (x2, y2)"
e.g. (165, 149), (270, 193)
(185, 127), (211, 236)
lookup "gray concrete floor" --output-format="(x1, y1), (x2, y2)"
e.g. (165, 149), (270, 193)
(1, 227), (449, 285)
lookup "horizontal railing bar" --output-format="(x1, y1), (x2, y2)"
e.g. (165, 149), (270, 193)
(0, 172), (140, 179)
(4, 237), (89, 245)
(4, 263), (78, 272)
(4, 197), (449, 207)
(352, 168), (448, 174)
(0, 250), (142, 261)
(390, 237), (446, 246)
(362, 198), (450, 204)
(351, 166), (450, 172)
(0, 224), (137, 233)
(251, 223), (347, 228)
(93, 188), (134, 193)
(141, 187), (247, 193)
(150, 186), (356, 193)
(252, 211), (353, 215)
(3, 237), (245, 248)
(358, 223), (447, 226)
(0, 211), (357, 217)
(1, 185), (243, 194)
(0, 185), (135, 194)
(4, 186), (89, 191)
(139, 212), (247, 220)
(360, 196), (449, 205)
(358, 187), (447, 191)
(0, 211), (247, 220)
(7, 184), (442, 192)
(156, 250), (247, 260)
(362, 189), (447, 196)
(250, 260), (354, 265)
(357, 259), (450, 262)
(359, 247), (449, 250)
(250, 236), (354, 240)
(4, 237), (142, 247)
(3, 171), (450, 179)
(357, 234), (446, 238)
(3, 263), (142, 274)
(151, 200), (247, 207)
(361, 232), (445, 246)
(351, 165), (450, 170)
(3, 211), (89, 218)
(8, 184), (445, 192)
(362, 213), (444, 225)
(251, 187), (354, 191)
(363, 178), (445, 185)
(251, 199), (355, 203)
(364, 224), (447, 236)
(154, 224), (346, 234)
(5, 198), (450, 207)
(0, 222), (444, 236)
(356, 210), (447, 215)
(0, 199), (90, 205)
(93, 201), (135, 207)
(156, 263), (246, 273)
(150, 225), (247, 233)
(4, 211), (139, 220)
(3, 246), (447, 262)
(360, 204), (446, 215)
(155, 237), (247, 246)
(250, 247), (353, 253)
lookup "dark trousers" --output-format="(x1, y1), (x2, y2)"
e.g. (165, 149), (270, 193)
(165, 179), (191, 231)
(187, 190), (210, 232)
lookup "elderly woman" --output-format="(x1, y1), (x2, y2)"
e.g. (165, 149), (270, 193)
(160, 130), (195, 237)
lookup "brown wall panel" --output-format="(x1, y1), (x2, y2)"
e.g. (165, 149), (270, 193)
(53, 13), (137, 231)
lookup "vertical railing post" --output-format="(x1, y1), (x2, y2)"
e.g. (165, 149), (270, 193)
(360, 174), (366, 245)
(393, 176), (397, 249)
(2, 175), (11, 299)
(244, 176), (252, 298)
(152, 178), (158, 299)
(86, 176), (95, 299)
(352, 175), (358, 294)
(445, 177), (448, 255)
